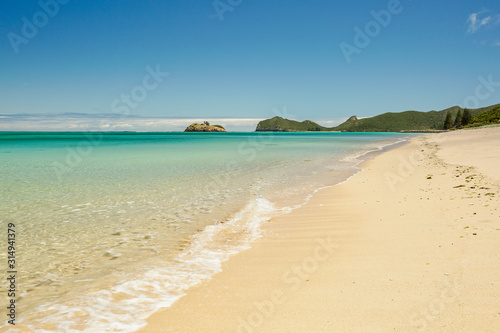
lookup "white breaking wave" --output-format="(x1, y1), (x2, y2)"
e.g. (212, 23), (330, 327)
(19, 198), (276, 333)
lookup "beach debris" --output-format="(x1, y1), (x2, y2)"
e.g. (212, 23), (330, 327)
(465, 174), (476, 182)
(473, 233), (477, 236)
(453, 185), (465, 188)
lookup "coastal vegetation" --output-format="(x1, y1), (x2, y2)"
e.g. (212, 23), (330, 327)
(462, 108), (472, 126)
(441, 105), (500, 129)
(255, 103), (500, 132)
(255, 117), (327, 132)
(463, 105), (500, 128)
(444, 111), (454, 130)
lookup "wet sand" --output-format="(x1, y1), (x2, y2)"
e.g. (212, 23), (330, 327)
(137, 126), (500, 332)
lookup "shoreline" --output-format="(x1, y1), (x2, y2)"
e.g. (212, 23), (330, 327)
(1, 132), (410, 332)
(135, 126), (500, 332)
(137, 126), (498, 332)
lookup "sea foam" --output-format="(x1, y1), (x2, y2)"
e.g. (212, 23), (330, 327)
(20, 198), (276, 332)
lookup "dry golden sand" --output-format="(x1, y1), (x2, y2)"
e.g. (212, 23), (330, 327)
(137, 127), (500, 333)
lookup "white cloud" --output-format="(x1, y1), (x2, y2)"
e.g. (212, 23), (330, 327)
(474, 39), (500, 47)
(0, 114), (361, 132)
(315, 118), (350, 127)
(467, 10), (500, 33)
(0, 114), (265, 132)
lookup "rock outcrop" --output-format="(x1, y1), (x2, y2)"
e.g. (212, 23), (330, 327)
(184, 123), (226, 132)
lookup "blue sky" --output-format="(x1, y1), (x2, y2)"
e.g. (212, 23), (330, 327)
(1, 0), (499, 131)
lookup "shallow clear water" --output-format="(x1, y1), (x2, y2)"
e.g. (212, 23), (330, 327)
(0, 131), (409, 332)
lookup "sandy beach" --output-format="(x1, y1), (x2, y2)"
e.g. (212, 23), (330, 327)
(137, 126), (500, 333)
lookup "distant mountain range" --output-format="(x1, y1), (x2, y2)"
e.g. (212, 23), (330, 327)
(255, 104), (500, 132)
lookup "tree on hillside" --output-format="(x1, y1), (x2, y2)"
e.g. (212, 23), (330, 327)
(444, 111), (453, 130)
(203, 121), (210, 126)
(454, 110), (463, 128)
(462, 108), (472, 126)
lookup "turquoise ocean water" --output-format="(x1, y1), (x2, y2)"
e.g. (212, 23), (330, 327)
(0, 132), (409, 332)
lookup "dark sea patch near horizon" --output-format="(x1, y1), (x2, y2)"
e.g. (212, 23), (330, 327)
(0, 132), (413, 332)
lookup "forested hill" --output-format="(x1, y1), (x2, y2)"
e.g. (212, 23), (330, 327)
(255, 104), (500, 132)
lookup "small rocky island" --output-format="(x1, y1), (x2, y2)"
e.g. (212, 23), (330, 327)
(184, 121), (226, 132)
